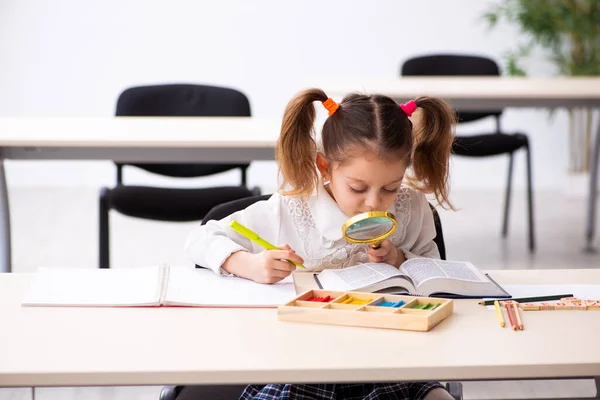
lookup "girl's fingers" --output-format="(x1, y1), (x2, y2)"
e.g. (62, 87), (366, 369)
(268, 249), (304, 265)
(270, 259), (297, 272)
(373, 240), (395, 253)
(268, 264), (295, 278)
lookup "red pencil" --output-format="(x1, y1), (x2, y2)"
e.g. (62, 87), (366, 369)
(504, 302), (517, 331)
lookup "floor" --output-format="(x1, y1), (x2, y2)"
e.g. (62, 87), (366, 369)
(2, 186), (599, 400)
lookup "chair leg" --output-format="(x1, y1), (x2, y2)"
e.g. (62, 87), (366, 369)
(241, 166), (248, 187)
(445, 382), (463, 400)
(99, 188), (110, 268)
(525, 143), (535, 252)
(502, 153), (515, 238)
(159, 385), (182, 400)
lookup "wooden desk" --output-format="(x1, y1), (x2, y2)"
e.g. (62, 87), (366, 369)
(0, 117), (283, 273)
(319, 77), (600, 254)
(1, 269), (599, 387)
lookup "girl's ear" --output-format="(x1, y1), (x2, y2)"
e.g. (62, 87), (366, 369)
(315, 152), (330, 180)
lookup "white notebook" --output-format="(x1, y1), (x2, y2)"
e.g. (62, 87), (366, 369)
(22, 265), (296, 308)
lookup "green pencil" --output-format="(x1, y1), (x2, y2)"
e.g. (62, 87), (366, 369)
(478, 294), (574, 306)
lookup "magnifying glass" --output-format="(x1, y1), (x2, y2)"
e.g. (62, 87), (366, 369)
(342, 211), (398, 249)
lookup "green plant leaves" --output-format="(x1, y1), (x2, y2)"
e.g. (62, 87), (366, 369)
(483, 0), (600, 76)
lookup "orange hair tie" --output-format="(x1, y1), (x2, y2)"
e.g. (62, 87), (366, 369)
(322, 98), (339, 116)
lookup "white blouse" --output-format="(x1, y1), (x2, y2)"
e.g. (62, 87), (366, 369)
(184, 183), (440, 275)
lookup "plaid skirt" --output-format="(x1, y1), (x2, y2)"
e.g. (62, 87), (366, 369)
(240, 382), (445, 400)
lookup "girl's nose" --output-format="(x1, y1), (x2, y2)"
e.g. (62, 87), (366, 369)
(364, 193), (383, 211)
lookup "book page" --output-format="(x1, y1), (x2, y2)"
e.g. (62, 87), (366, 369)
(163, 267), (297, 307)
(401, 259), (487, 288)
(292, 271), (320, 294)
(316, 263), (403, 291)
(22, 266), (163, 306)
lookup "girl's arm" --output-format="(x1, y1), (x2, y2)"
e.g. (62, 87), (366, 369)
(184, 195), (284, 275)
(401, 190), (441, 260)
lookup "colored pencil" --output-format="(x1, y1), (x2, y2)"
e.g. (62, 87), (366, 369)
(512, 302), (524, 330)
(479, 294), (574, 306)
(494, 300), (505, 327)
(504, 302), (517, 331)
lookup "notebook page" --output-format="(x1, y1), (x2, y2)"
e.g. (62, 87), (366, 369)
(22, 266), (163, 307)
(163, 267), (297, 307)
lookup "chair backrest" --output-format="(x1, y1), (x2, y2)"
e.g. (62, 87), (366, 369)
(400, 54), (502, 123)
(429, 204), (446, 261)
(114, 84), (251, 180)
(201, 194), (271, 225)
(201, 194), (447, 260)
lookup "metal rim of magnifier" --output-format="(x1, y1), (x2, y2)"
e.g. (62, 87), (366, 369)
(341, 211), (398, 247)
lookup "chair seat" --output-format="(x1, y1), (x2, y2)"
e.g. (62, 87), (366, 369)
(105, 185), (258, 222)
(166, 384), (248, 400)
(453, 133), (528, 157)
(119, 163), (250, 178)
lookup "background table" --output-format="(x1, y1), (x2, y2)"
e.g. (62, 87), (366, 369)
(0, 117), (282, 273)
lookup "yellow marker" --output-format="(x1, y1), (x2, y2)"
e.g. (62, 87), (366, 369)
(494, 300), (505, 327)
(229, 220), (304, 268)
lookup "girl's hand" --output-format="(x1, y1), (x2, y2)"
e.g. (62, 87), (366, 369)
(367, 240), (406, 267)
(223, 244), (304, 284)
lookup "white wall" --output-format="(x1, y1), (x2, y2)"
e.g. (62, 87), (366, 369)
(0, 0), (574, 191)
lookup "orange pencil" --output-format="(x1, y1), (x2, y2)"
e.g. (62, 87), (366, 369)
(504, 302), (517, 331)
(512, 302), (524, 330)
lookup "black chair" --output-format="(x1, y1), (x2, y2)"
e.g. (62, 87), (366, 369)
(159, 195), (458, 400)
(401, 54), (535, 252)
(99, 84), (261, 268)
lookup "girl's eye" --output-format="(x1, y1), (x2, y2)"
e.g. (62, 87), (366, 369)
(382, 187), (399, 194)
(350, 187), (367, 194)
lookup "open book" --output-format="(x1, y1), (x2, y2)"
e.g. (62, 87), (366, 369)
(314, 258), (510, 298)
(22, 265), (297, 308)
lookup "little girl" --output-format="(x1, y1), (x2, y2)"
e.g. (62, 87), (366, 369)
(185, 88), (456, 400)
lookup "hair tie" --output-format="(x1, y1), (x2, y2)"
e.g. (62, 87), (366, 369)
(322, 98), (340, 116)
(400, 100), (417, 117)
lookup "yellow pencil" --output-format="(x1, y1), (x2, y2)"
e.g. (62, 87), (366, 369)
(512, 302), (524, 330)
(494, 300), (505, 327)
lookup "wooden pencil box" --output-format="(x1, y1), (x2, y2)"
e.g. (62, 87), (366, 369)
(277, 290), (453, 332)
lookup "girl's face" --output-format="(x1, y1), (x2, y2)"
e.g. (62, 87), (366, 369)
(316, 150), (408, 217)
